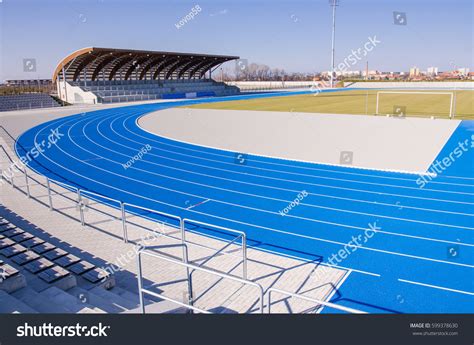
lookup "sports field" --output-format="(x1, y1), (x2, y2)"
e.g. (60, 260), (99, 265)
(188, 89), (474, 119)
(15, 91), (474, 314)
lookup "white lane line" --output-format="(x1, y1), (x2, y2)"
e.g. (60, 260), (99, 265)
(187, 198), (210, 210)
(77, 116), (474, 246)
(84, 157), (104, 162)
(317, 269), (352, 314)
(93, 116), (474, 235)
(100, 115), (474, 216)
(70, 114), (474, 248)
(43, 110), (474, 244)
(114, 119), (474, 224)
(27, 110), (474, 268)
(124, 116), (474, 203)
(131, 118), (474, 196)
(35, 120), (474, 268)
(93, 107), (474, 205)
(398, 278), (474, 296)
(135, 113), (474, 186)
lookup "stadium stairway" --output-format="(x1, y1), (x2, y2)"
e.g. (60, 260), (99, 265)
(0, 215), (185, 314)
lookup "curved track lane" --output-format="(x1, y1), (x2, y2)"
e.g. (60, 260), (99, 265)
(16, 96), (474, 313)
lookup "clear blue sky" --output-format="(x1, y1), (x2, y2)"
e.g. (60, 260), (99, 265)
(0, 0), (472, 80)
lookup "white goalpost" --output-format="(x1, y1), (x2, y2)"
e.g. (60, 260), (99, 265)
(375, 91), (455, 118)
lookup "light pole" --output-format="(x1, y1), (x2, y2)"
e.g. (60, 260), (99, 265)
(329, 0), (339, 88)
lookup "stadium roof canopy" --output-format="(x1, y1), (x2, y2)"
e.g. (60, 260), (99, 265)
(53, 47), (239, 82)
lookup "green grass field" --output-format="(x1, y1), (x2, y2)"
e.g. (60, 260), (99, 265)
(188, 89), (474, 119)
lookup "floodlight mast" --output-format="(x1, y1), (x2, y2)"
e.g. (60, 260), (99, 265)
(329, 0), (339, 88)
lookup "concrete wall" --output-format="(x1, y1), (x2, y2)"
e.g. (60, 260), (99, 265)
(226, 81), (315, 89)
(57, 81), (98, 104)
(344, 81), (474, 89)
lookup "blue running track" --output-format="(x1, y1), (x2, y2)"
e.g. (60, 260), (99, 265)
(16, 91), (474, 313)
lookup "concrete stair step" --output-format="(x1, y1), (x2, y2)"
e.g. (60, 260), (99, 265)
(0, 290), (37, 313)
(3, 256), (77, 293)
(0, 263), (27, 293)
(68, 286), (128, 313)
(39, 286), (105, 314)
(89, 286), (138, 311)
(12, 287), (71, 313)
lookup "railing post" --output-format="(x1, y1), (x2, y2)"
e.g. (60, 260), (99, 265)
(267, 290), (272, 314)
(180, 219), (194, 309)
(242, 234), (247, 280)
(77, 189), (85, 227)
(183, 243), (194, 310)
(46, 177), (53, 210)
(120, 202), (128, 243)
(137, 252), (145, 314)
(180, 218), (186, 243)
(24, 169), (31, 198)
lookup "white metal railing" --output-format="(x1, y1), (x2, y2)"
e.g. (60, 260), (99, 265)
(182, 218), (247, 279)
(0, 136), (366, 314)
(137, 248), (264, 314)
(122, 202), (182, 244)
(79, 189), (122, 227)
(138, 242), (197, 313)
(0, 147), (250, 281)
(266, 287), (367, 314)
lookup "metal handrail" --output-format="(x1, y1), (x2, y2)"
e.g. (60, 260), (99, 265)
(80, 188), (121, 205)
(196, 233), (243, 269)
(79, 189), (122, 227)
(189, 234), (244, 285)
(1, 140), (367, 315)
(137, 248), (264, 314)
(183, 218), (247, 279)
(0, 144), (15, 163)
(45, 176), (79, 211)
(46, 176), (79, 193)
(141, 242), (194, 310)
(266, 287), (367, 314)
(0, 145), (15, 186)
(122, 202), (182, 243)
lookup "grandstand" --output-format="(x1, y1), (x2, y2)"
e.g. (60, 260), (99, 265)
(0, 93), (61, 112)
(53, 47), (241, 104)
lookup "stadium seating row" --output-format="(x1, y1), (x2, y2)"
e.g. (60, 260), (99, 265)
(73, 79), (239, 104)
(0, 93), (61, 112)
(0, 213), (186, 313)
(0, 217), (113, 293)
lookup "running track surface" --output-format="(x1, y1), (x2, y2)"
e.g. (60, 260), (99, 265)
(16, 91), (474, 313)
